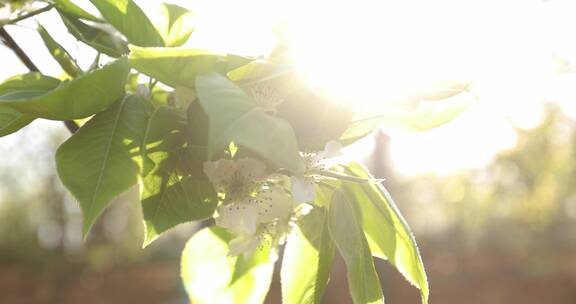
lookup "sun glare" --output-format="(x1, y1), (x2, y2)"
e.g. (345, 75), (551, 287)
(147, 0), (576, 175)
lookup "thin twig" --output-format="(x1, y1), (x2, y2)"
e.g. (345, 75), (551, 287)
(6, 4), (54, 25)
(0, 27), (78, 133)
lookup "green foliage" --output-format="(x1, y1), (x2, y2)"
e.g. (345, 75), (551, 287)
(0, 105), (33, 136)
(89, 0), (195, 47)
(281, 206), (335, 304)
(379, 98), (470, 132)
(181, 227), (274, 304)
(0, 2), (474, 302)
(128, 46), (250, 88)
(0, 59), (129, 120)
(37, 23), (83, 77)
(154, 3), (196, 47)
(140, 106), (216, 245)
(59, 13), (128, 58)
(195, 72), (304, 173)
(0, 73), (59, 136)
(56, 95), (148, 235)
(89, 0), (164, 47)
(53, 0), (101, 22)
(341, 162), (429, 304)
(328, 190), (385, 304)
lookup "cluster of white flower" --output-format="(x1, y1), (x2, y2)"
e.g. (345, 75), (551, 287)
(203, 141), (342, 256)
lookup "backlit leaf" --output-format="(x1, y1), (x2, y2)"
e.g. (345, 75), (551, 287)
(181, 226), (274, 304)
(60, 12), (128, 57)
(53, 0), (101, 22)
(342, 162), (429, 304)
(281, 205), (335, 304)
(0, 59), (129, 120)
(89, 0), (164, 47)
(327, 190), (384, 304)
(140, 106), (216, 246)
(0, 73), (60, 135)
(38, 23), (83, 77)
(155, 3), (195, 47)
(56, 95), (148, 235)
(195, 72), (304, 173)
(129, 46), (251, 88)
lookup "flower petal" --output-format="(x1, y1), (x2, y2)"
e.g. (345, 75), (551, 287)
(216, 202), (259, 235)
(254, 186), (293, 222)
(237, 157), (266, 180)
(291, 176), (316, 204)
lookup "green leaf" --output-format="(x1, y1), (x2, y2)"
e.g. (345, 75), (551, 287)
(53, 0), (101, 22)
(128, 46), (251, 88)
(155, 3), (195, 47)
(195, 72), (303, 173)
(60, 12), (128, 58)
(281, 206), (335, 304)
(227, 61), (293, 84)
(89, 0), (164, 47)
(0, 72), (61, 93)
(181, 226), (274, 304)
(56, 95), (149, 235)
(140, 106), (217, 246)
(0, 73), (59, 135)
(38, 23), (83, 78)
(0, 105), (34, 137)
(327, 190), (384, 304)
(417, 80), (470, 101)
(340, 115), (382, 145)
(342, 162), (429, 304)
(0, 59), (129, 120)
(380, 98), (469, 132)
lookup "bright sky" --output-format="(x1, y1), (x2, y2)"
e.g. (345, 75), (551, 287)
(2, 0), (576, 177)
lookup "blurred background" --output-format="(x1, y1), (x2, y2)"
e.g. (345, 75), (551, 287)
(3, 0), (576, 303)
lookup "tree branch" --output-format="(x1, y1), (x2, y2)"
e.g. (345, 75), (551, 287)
(6, 4), (54, 25)
(0, 27), (78, 133)
(0, 27), (39, 72)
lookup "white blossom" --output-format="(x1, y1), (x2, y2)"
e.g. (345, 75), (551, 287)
(203, 157), (266, 196)
(204, 158), (296, 256)
(291, 140), (343, 204)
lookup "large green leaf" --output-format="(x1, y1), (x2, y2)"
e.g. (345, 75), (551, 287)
(38, 23), (83, 78)
(53, 0), (101, 22)
(128, 46), (251, 88)
(89, 0), (164, 47)
(195, 72), (303, 173)
(181, 226), (274, 304)
(327, 190), (384, 304)
(0, 59), (129, 120)
(342, 162), (429, 304)
(140, 106), (217, 246)
(281, 206), (335, 304)
(56, 95), (148, 235)
(60, 12), (128, 58)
